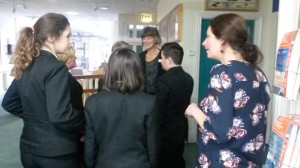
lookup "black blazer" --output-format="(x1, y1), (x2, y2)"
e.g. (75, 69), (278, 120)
(156, 66), (194, 144)
(139, 50), (165, 94)
(84, 90), (159, 168)
(68, 74), (84, 111)
(1, 50), (84, 157)
(1, 79), (23, 118)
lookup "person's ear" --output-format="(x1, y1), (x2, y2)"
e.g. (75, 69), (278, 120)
(167, 57), (173, 65)
(221, 41), (229, 50)
(47, 36), (55, 43)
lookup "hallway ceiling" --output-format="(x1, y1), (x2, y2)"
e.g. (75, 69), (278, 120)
(0, 0), (159, 22)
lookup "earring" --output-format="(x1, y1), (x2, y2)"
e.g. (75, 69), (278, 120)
(220, 49), (224, 53)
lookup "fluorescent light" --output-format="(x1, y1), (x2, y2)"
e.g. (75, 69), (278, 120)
(100, 7), (108, 10)
(65, 11), (79, 16)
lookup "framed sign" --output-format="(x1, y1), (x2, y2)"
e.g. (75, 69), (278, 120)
(205, 0), (259, 11)
(167, 3), (183, 42)
(157, 16), (168, 44)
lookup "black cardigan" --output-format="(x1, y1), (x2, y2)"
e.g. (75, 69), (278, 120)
(139, 50), (165, 94)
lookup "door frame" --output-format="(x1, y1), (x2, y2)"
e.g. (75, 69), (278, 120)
(194, 11), (263, 101)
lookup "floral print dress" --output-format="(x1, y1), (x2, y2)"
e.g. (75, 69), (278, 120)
(197, 61), (271, 168)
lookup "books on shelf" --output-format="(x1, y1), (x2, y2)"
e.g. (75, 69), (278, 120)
(273, 29), (300, 101)
(265, 115), (300, 167)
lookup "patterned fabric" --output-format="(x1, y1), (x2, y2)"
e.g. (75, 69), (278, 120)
(197, 61), (271, 168)
(145, 56), (159, 94)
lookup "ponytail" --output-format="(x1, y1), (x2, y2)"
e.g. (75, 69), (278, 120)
(11, 27), (40, 79)
(240, 43), (263, 67)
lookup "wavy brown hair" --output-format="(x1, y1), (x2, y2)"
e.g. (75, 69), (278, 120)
(11, 27), (39, 79)
(11, 13), (70, 79)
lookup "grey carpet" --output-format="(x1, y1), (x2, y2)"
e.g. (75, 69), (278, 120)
(0, 113), (22, 167)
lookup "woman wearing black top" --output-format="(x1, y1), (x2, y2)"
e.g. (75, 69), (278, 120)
(139, 26), (165, 94)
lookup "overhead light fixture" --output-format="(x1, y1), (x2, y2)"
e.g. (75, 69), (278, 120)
(141, 13), (153, 23)
(65, 11), (79, 16)
(94, 6), (108, 11)
(12, 0), (27, 13)
(17, 4), (27, 9)
(100, 7), (108, 10)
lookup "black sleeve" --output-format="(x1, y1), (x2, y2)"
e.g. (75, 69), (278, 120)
(156, 78), (170, 127)
(84, 105), (97, 168)
(1, 79), (23, 118)
(97, 78), (104, 92)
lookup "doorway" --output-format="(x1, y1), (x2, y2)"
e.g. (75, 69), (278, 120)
(198, 18), (256, 101)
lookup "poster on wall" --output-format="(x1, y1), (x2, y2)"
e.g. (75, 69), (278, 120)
(205, 0), (259, 11)
(157, 17), (168, 44)
(167, 3), (183, 42)
(272, 29), (300, 100)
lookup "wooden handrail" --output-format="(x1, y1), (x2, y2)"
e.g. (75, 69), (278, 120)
(72, 73), (104, 105)
(73, 74), (103, 79)
(82, 89), (98, 93)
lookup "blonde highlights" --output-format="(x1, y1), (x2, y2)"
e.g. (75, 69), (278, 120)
(57, 46), (75, 63)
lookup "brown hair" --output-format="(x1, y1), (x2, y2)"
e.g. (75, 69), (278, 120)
(161, 42), (184, 65)
(141, 26), (162, 45)
(11, 13), (70, 79)
(111, 41), (131, 52)
(210, 13), (263, 67)
(102, 48), (144, 93)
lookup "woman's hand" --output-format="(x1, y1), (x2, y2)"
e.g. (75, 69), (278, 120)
(185, 103), (207, 129)
(185, 103), (200, 117)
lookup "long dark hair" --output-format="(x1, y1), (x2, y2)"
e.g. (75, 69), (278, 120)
(102, 48), (145, 93)
(210, 13), (263, 67)
(11, 13), (70, 79)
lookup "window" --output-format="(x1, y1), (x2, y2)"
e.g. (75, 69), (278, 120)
(122, 23), (157, 54)
(136, 25), (145, 38)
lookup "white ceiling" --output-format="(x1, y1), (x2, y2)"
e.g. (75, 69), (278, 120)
(0, 0), (159, 23)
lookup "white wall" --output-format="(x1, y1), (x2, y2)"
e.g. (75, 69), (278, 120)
(0, 17), (38, 65)
(157, 0), (181, 22)
(258, 0), (278, 143)
(0, 17), (30, 92)
(157, 0), (278, 142)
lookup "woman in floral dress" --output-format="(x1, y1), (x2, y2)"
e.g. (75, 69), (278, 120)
(185, 13), (271, 168)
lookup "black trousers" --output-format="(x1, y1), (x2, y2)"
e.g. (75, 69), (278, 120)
(158, 141), (185, 168)
(21, 152), (80, 168)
